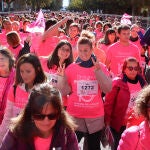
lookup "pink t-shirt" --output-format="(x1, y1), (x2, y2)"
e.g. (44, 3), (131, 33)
(106, 41), (141, 76)
(36, 36), (60, 56)
(0, 31), (8, 47)
(40, 57), (68, 106)
(94, 29), (103, 41)
(67, 36), (78, 60)
(0, 77), (8, 102)
(65, 63), (109, 118)
(123, 81), (142, 125)
(34, 134), (52, 150)
(98, 43), (109, 54)
(8, 85), (29, 117)
(40, 57), (57, 83)
(130, 40), (145, 68)
(93, 47), (106, 63)
(126, 81), (141, 114)
(8, 44), (23, 58)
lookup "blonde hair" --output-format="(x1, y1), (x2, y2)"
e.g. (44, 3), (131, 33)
(135, 85), (150, 119)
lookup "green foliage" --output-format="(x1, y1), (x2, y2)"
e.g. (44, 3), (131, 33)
(68, 0), (150, 15)
(26, 0), (59, 10)
(5, 0), (15, 4)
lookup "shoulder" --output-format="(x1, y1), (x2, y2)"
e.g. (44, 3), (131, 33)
(66, 62), (77, 70)
(108, 41), (119, 49)
(118, 126), (140, 150)
(129, 42), (139, 50)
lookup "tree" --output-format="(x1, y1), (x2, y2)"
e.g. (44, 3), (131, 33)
(5, 0), (15, 11)
(26, 0), (54, 11)
(68, 0), (150, 15)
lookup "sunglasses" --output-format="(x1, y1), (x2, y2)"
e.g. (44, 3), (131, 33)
(126, 66), (139, 71)
(32, 113), (57, 120)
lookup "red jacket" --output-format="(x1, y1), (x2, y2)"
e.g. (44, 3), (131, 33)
(104, 77), (130, 132)
(104, 74), (146, 132)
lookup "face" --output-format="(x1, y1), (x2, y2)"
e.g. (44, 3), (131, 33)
(69, 26), (79, 38)
(130, 26), (139, 38)
(20, 63), (36, 86)
(0, 53), (9, 72)
(104, 25), (110, 32)
(118, 29), (130, 43)
(96, 24), (102, 31)
(58, 44), (71, 62)
(23, 22), (30, 31)
(78, 44), (92, 61)
(3, 21), (12, 31)
(33, 103), (57, 137)
(124, 61), (139, 80)
(108, 33), (116, 43)
(12, 22), (20, 31)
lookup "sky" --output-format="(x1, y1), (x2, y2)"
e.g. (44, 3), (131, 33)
(63, 0), (69, 7)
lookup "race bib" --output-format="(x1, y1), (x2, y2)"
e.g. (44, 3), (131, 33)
(45, 72), (58, 86)
(77, 80), (98, 96)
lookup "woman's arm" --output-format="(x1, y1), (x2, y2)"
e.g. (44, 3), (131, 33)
(92, 59), (112, 93)
(66, 129), (79, 150)
(42, 17), (69, 40)
(0, 130), (17, 150)
(0, 100), (14, 143)
(95, 69), (112, 93)
(117, 126), (139, 150)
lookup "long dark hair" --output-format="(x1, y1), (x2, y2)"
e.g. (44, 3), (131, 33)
(10, 83), (76, 141)
(100, 28), (117, 45)
(47, 40), (73, 69)
(15, 53), (47, 86)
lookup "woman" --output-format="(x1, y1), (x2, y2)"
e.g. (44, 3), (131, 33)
(104, 57), (146, 150)
(118, 85), (150, 150)
(102, 22), (112, 36)
(98, 28), (118, 54)
(0, 83), (79, 150)
(80, 30), (106, 64)
(58, 37), (112, 150)
(94, 21), (103, 41)
(6, 31), (23, 59)
(0, 47), (15, 124)
(6, 31), (30, 61)
(40, 40), (73, 107)
(0, 53), (47, 143)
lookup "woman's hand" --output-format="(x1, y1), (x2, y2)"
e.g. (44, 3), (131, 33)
(91, 57), (101, 71)
(57, 62), (65, 76)
(25, 35), (32, 46)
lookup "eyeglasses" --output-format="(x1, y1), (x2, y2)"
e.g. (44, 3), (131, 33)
(32, 113), (57, 120)
(126, 66), (139, 71)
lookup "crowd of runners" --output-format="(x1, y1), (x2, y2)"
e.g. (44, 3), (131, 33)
(0, 10), (149, 150)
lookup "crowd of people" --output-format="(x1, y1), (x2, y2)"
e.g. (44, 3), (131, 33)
(0, 10), (149, 150)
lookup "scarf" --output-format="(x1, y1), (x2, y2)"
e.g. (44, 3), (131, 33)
(75, 54), (96, 68)
(130, 36), (139, 42)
